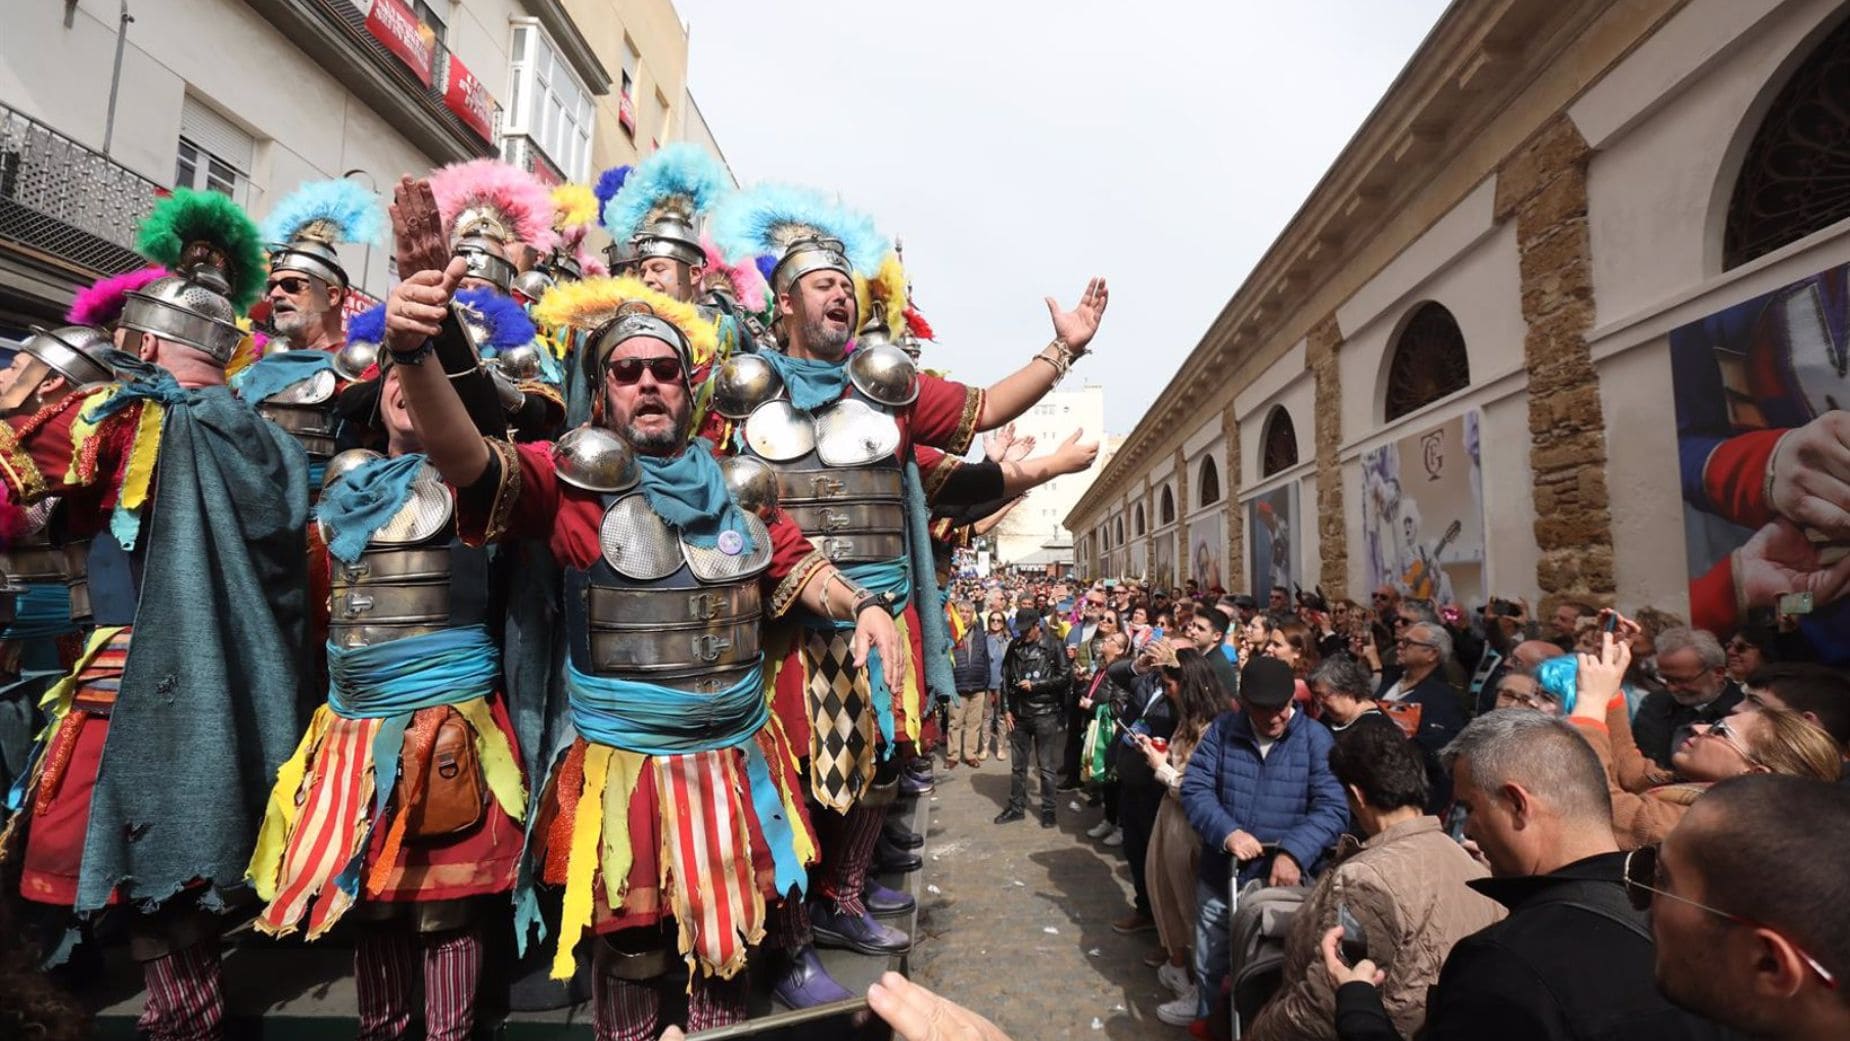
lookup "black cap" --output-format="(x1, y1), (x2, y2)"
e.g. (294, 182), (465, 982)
(1232, 594), (1257, 609)
(1014, 608), (1042, 632)
(1240, 657), (1296, 708)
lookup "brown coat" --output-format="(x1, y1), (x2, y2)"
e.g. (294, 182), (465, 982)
(1572, 706), (1709, 850)
(1247, 816), (1506, 1041)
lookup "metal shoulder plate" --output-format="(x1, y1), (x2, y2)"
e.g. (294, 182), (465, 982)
(322, 448), (384, 493)
(266, 366), (339, 405)
(332, 340), (379, 381)
(712, 353), (785, 420)
(814, 397), (901, 467)
(369, 462), (455, 545)
(846, 342), (919, 407)
(742, 399), (815, 462)
(721, 456), (780, 517)
(554, 425), (639, 493)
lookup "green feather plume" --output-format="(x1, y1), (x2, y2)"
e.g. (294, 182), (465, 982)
(135, 189), (268, 312)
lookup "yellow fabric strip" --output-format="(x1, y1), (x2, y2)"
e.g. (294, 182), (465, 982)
(246, 705), (337, 902)
(34, 625), (128, 733)
(598, 748), (648, 914)
(454, 697), (528, 822)
(897, 612), (922, 745)
(62, 388), (115, 487)
(554, 743), (611, 980)
(117, 400), (165, 514)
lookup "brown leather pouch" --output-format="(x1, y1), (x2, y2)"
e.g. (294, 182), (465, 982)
(397, 707), (486, 840)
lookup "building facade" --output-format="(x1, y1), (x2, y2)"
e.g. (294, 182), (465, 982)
(992, 384), (1107, 565)
(1068, 0), (1850, 659)
(0, 0), (723, 342)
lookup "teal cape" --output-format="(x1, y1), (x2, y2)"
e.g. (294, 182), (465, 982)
(74, 364), (312, 913)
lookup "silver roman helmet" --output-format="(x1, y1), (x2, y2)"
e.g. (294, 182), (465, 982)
(770, 235), (852, 298)
(119, 189), (267, 367)
(590, 302), (695, 382)
(454, 232), (517, 293)
(17, 325), (121, 388)
(260, 179), (385, 292)
(602, 144), (730, 276)
(428, 159), (560, 298)
(511, 267), (557, 305)
(632, 209), (704, 269)
(119, 259), (244, 365)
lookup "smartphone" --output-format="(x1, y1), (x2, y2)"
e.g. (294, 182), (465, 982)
(1601, 611), (1619, 634)
(1779, 592), (1815, 616)
(685, 996), (873, 1039)
(1337, 903), (1368, 966)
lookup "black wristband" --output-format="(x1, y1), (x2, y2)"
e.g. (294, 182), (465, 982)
(853, 591), (890, 618)
(389, 338), (436, 366)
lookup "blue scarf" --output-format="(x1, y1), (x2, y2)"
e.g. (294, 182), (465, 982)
(229, 350), (336, 405)
(760, 351), (848, 411)
(318, 453), (427, 564)
(1, 581), (77, 642)
(635, 440), (754, 552)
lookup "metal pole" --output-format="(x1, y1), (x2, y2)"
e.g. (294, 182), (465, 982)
(342, 168), (378, 299)
(102, 0), (133, 156)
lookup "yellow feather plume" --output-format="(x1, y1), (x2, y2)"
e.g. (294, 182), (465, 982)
(532, 276), (719, 364)
(551, 183), (601, 230)
(855, 252), (909, 333)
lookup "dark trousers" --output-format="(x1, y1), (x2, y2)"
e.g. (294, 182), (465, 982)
(1059, 700), (1087, 785)
(1007, 711), (1064, 818)
(1118, 780), (1164, 917)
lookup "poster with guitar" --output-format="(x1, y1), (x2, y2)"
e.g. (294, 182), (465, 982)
(1361, 410), (1486, 609)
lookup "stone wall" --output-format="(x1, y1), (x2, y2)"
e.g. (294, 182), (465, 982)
(1223, 403), (1245, 593)
(1494, 115), (1615, 605)
(1309, 314), (1348, 599)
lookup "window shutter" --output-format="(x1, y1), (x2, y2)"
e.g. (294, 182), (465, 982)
(181, 95), (253, 172)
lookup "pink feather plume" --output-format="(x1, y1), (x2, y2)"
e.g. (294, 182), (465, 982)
(429, 159), (559, 254)
(576, 248), (608, 278)
(66, 266), (169, 327)
(701, 233), (767, 312)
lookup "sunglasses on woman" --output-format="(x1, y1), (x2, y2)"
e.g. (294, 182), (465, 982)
(1697, 718), (1765, 769)
(1623, 845), (1837, 988)
(607, 356), (683, 384)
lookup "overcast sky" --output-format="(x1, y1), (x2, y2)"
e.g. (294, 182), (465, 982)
(674, 1), (1450, 434)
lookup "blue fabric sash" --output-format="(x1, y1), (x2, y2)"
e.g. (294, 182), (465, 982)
(1, 581), (77, 642)
(901, 460), (959, 707)
(760, 351), (848, 411)
(634, 440), (753, 552)
(230, 350), (336, 406)
(317, 453), (427, 564)
(564, 657), (767, 755)
(562, 656), (805, 899)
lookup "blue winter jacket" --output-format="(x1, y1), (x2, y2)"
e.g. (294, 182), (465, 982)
(1181, 707), (1350, 888)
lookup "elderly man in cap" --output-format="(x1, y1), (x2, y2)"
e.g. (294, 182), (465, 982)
(1180, 656), (1347, 1029)
(997, 608), (1074, 827)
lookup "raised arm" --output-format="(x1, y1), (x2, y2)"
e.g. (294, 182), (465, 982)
(975, 278), (1108, 430)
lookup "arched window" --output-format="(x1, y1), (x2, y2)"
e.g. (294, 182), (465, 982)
(1134, 503), (1147, 536)
(1159, 486), (1176, 526)
(1724, 16), (1850, 269)
(1384, 302), (1470, 421)
(1261, 406), (1299, 477)
(1115, 516), (1124, 543)
(1197, 456), (1221, 507)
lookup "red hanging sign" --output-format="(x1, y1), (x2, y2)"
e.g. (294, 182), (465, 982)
(443, 53), (495, 142)
(364, 0), (435, 86)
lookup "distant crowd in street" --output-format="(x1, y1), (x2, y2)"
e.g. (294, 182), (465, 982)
(915, 570), (1850, 1041)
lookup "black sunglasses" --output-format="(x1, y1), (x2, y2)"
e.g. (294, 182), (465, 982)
(266, 276), (312, 295)
(1623, 845), (1837, 988)
(607, 356), (683, 385)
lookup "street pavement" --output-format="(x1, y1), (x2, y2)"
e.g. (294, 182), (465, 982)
(910, 755), (1177, 1040)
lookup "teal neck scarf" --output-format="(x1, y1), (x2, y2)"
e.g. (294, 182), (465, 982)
(229, 350), (335, 404)
(318, 453), (426, 564)
(634, 439), (753, 552)
(761, 351), (848, 411)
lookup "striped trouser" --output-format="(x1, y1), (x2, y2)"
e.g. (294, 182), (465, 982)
(354, 924), (484, 1041)
(137, 938), (224, 1041)
(593, 971), (748, 1041)
(815, 799), (886, 914)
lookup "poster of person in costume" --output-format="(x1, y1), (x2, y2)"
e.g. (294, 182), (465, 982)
(1670, 261), (1850, 664)
(1247, 482), (1299, 607)
(1361, 410), (1485, 609)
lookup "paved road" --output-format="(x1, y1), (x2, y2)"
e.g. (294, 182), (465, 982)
(910, 757), (1177, 1040)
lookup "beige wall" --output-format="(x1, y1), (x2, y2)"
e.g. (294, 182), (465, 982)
(561, 0), (688, 172)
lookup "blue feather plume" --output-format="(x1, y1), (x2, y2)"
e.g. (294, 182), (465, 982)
(709, 183), (887, 276)
(753, 255), (777, 282)
(601, 144), (731, 243)
(455, 287), (537, 351)
(260, 179), (385, 247)
(346, 301), (386, 346)
(592, 165), (632, 212)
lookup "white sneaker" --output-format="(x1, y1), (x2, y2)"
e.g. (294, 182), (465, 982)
(1103, 826), (1124, 847)
(1156, 988), (1198, 1026)
(1157, 962), (1191, 996)
(1086, 819), (1114, 839)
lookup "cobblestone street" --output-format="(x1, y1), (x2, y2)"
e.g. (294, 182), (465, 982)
(910, 757), (1175, 1041)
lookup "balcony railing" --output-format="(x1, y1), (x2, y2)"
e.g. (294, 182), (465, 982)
(0, 102), (162, 277)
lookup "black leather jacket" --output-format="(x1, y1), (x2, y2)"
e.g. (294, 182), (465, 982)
(1002, 632), (1071, 718)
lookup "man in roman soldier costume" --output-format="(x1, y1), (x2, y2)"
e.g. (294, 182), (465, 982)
(236, 179), (385, 489)
(1, 189), (312, 1041)
(380, 175), (904, 1039)
(428, 159), (567, 438)
(0, 315), (133, 801)
(246, 342), (531, 1041)
(703, 183), (1107, 1005)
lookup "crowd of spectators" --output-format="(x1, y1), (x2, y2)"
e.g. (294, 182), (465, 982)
(930, 569), (1850, 1041)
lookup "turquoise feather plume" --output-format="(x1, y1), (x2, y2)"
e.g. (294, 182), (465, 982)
(260, 178), (384, 247)
(709, 182), (887, 276)
(600, 143), (731, 243)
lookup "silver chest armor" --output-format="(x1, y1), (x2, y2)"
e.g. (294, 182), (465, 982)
(738, 399), (907, 566)
(257, 366), (341, 463)
(568, 493), (772, 693)
(321, 462), (492, 648)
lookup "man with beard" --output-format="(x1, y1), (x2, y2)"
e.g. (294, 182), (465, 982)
(380, 175), (904, 1038)
(1632, 627), (1743, 769)
(238, 179), (384, 488)
(704, 182), (1107, 1005)
(5, 189), (311, 1041)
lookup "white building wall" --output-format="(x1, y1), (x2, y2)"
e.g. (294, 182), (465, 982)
(993, 385), (1107, 564)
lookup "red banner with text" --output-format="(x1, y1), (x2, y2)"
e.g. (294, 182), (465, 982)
(364, 0), (435, 86)
(443, 52), (495, 141)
